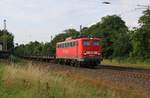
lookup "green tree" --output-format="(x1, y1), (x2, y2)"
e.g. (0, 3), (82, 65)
(50, 29), (79, 54)
(83, 15), (130, 58)
(131, 9), (150, 58)
(0, 30), (14, 51)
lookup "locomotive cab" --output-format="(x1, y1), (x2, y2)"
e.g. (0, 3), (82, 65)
(78, 38), (102, 66)
(56, 37), (102, 67)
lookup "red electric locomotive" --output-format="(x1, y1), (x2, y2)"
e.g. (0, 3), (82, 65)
(56, 37), (103, 66)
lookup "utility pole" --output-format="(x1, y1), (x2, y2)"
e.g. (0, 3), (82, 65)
(80, 25), (82, 36)
(3, 19), (7, 51)
(50, 35), (53, 42)
(4, 19), (7, 31)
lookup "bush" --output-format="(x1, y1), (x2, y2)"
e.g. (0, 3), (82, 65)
(144, 58), (150, 65)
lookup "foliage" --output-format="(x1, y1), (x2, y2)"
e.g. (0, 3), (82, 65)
(130, 9), (150, 58)
(14, 29), (79, 56)
(14, 41), (53, 56)
(82, 15), (130, 58)
(0, 30), (14, 51)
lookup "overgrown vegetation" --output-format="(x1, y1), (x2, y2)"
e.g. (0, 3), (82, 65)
(0, 61), (147, 98)
(14, 9), (150, 65)
(0, 62), (117, 98)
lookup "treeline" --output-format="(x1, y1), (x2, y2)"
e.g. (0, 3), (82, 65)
(14, 29), (80, 56)
(0, 30), (14, 51)
(14, 41), (54, 56)
(14, 9), (150, 62)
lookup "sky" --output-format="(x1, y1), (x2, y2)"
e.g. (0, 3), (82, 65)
(0, 0), (149, 44)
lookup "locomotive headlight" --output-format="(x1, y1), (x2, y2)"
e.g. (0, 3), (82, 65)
(93, 51), (97, 54)
(83, 51), (101, 55)
(86, 51), (90, 54)
(98, 53), (101, 55)
(83, 52), (87, 55)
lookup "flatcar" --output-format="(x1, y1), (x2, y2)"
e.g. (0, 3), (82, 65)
(56, 37), (103, 66)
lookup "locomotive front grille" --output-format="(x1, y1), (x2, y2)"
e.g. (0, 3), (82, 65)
(79, 56), (100, 62)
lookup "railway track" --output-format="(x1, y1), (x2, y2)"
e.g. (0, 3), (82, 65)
(44, 62), (150, 96)
(81, 66), (150, 96)
(21, 56), (150, 96)
(98, 69), (150, 96)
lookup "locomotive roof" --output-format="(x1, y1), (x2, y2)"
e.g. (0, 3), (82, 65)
(57, 37), (100, 44)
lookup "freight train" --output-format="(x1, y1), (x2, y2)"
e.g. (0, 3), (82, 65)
(56, 37), (103, 66)
(22, 36), (103, 67)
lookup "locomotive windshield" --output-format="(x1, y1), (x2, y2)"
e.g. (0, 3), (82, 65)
(83, 40), (90, 46)
(83, 40), (100, 46)
(93, 40), (99, 46)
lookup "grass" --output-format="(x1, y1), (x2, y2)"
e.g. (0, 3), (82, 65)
(0, 60), (149, 98)
(0, 61), (117, 98)
(102, 59), (150, 69)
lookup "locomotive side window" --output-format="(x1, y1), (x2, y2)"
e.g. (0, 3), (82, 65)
(64, 43), (66, 47)
(83, 40), (90, 46)
(73, 42), (75, 47)
(61, 43), (64, 48)
(57, 41), (77, 48)
(61, 44), (63, 48)
(93, 40), (99, 46)
(67, 43), (70, 47)
(70, 42), (73, 47)
(69, 41), (75, 47)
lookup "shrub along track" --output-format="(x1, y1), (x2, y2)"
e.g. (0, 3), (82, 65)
(29, 61), (150, 98)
